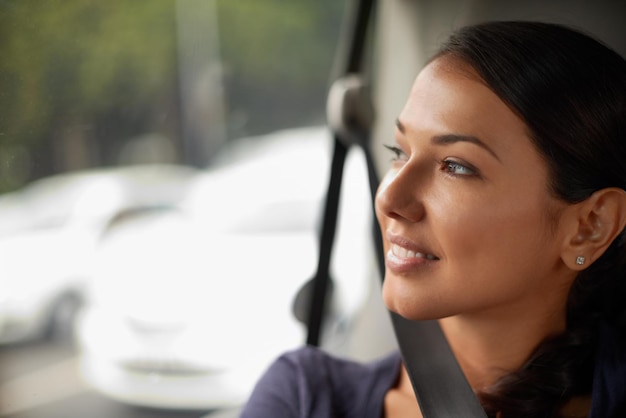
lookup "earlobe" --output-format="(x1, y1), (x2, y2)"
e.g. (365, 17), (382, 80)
(561, 188), (626, 270)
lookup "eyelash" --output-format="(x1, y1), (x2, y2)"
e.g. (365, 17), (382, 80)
(384, 144), (407, 161)
(383, 144), (478, 178)
(440, 159), (478, 177)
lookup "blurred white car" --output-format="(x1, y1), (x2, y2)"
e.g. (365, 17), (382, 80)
(0, 164), (197, 344)
(75, 126), (374, 409)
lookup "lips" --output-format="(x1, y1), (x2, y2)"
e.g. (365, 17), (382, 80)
(385, 232), (439, 273)
(390, 244), (438, 260)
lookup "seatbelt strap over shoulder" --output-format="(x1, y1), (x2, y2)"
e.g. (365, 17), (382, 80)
(391, 315), (488, 417)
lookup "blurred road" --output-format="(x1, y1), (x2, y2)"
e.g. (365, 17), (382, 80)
(0, 340), (220, 418)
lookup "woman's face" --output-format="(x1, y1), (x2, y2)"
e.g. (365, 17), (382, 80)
(376, 57), (572, 321)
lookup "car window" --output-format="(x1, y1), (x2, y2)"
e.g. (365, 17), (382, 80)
(0, 2), (372, 417)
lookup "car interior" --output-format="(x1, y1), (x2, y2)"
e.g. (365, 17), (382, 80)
(1, 1), (624, 417)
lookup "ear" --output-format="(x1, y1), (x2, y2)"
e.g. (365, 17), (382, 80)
(561, 188), (626, 270)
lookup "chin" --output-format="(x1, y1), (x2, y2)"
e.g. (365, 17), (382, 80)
(382, 280), (442, 321)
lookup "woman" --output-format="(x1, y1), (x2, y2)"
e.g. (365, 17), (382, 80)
(241, 21), (626, 418)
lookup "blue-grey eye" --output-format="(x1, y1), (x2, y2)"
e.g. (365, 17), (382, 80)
(442, 160), (476, 176)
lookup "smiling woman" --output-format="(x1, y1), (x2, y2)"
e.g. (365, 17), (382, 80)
(241, 20), (626, 418)
(379, 55), (561, 323)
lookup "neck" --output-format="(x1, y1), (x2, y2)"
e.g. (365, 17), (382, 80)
(438, 299), (568, 391)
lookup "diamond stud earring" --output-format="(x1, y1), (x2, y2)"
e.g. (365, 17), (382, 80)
(576, 256), (585, 265)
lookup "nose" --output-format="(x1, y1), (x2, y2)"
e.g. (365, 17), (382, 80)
(375, 166), (425, 223)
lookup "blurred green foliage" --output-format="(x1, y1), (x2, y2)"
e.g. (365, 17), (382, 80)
(217, 0), (345, 138)
(0, 0), (345, 193)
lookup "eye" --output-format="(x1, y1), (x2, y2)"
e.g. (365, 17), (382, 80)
(441, 159), (478, 177)
(384, 144), (408, 161)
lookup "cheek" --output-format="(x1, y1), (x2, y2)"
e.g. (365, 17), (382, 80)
(434, 190), (552, 274)
(423, 202), (555, 316)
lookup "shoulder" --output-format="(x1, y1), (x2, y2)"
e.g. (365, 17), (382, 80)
(281, 345), (400, 377)
(241, 346), (401, 418)
(280, 346), (402, 392)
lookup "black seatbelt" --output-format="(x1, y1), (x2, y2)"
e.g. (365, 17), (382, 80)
(305, 0), (488, 416)
(305, 0), (374, 348)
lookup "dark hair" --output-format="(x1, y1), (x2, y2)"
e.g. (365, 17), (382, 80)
(434, 21), (626, 417)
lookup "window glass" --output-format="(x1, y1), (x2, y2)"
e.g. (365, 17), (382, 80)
(0, 0), (345, 183)
(0, 1), (367, 416)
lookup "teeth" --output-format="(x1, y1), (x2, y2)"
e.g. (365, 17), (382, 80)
(391, 244), (437, 260)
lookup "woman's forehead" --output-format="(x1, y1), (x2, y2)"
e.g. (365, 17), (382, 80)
(402, 57), (525, 139)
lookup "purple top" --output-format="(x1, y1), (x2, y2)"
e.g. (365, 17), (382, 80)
(241, 347), (401, 418)
(241, 324), (626, 417)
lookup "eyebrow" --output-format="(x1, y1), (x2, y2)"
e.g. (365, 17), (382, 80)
(395, 118), (501, 163)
